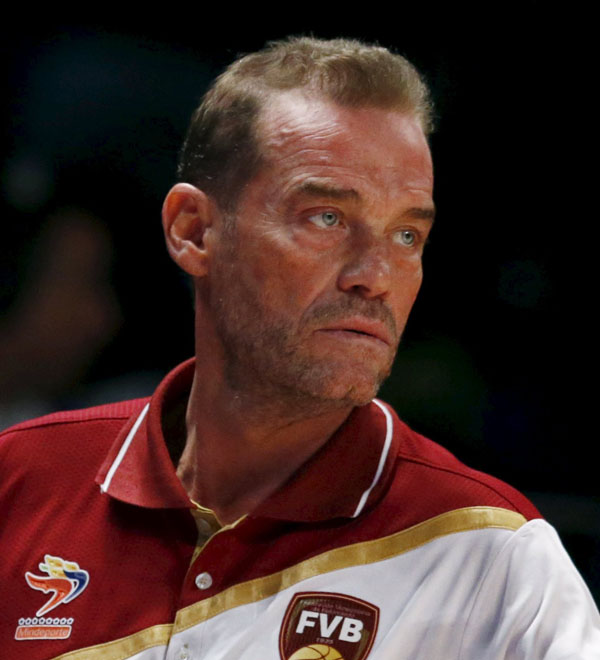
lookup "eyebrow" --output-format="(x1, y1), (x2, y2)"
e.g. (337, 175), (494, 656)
(405, 206), (436, 223)
(290, 181), (436, 222)
(293, 181), (361, 202)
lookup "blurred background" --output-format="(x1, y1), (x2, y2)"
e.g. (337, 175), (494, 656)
(2, 6), (597, 602)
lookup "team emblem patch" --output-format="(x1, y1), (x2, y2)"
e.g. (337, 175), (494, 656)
(15, 554), (89, 641)
(279, 592), (379, 660)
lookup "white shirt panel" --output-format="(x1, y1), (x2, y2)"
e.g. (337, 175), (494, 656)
(460, 519), (600, 659)
(165, 525), (518, 659)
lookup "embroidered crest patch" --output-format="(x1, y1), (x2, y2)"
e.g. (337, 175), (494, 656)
(15, 554), (89, 641)
(280, 592), (379, 660)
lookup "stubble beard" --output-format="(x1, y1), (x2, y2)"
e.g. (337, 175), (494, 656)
(209, 241), (399, 417)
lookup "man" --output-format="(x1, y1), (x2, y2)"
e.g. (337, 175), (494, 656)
(1, 37), (598, 660)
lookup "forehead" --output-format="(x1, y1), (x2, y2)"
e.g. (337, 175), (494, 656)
(252, 91), (433, 201)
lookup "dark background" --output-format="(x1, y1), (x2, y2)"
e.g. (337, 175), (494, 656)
(2, 6), (597, 602)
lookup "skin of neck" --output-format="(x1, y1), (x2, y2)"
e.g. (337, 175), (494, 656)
(175, 288), (353, 525)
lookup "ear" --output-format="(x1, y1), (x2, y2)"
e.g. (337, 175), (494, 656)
(162, 183), (216, 277)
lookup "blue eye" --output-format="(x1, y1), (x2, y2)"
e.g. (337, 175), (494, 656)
(308, 211), (340, 228)
(395, 230), (416, 247)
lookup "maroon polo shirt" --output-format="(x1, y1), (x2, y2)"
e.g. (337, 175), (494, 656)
(0, 360), (539, 659)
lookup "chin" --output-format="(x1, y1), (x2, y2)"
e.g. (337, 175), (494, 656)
(298, 363), (389, 408)
(297, 344), (394, 406)
(329, 379), (383, 407)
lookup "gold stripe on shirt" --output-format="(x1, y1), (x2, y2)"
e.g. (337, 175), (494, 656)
(51, 623), (172, 660)
(174, 506), (527, 633)
(48, 506), (526, 658)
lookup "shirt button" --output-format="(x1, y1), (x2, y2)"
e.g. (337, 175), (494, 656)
(178, 645), (190, 660)
(195, 572), (213, 590)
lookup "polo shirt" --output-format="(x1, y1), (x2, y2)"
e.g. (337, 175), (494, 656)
(1, 359), (598, 659)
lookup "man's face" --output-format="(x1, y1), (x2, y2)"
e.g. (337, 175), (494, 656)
(207, 91), (434, 410)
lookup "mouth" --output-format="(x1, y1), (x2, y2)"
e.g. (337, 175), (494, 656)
(315, 318), (393, 347)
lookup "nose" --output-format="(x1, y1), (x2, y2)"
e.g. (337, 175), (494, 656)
(337, 238), (392, 300)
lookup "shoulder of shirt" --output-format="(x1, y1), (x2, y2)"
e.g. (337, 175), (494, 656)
(0, 399), (151, 500)
(0, 398), (149, 443)
(379, 411), (541, 524)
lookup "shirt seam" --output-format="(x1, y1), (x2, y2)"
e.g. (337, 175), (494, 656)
(456, 521), (532, 659)
(396, 452), (536, 516)
(0, 412), (139, 438)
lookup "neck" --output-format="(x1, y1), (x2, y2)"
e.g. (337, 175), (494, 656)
(176, 363), (352, 524)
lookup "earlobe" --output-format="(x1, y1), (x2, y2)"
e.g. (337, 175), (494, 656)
(162, 183), (215, 277)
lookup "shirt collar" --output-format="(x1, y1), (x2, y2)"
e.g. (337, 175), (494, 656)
(96, 360), (399, 521)
(95, 359), (194, 508)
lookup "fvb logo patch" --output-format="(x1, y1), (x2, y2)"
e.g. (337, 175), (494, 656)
(280, 592), (379, 660)
(15, 554), (90, 641)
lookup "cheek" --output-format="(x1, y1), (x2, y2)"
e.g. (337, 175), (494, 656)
(393, 263), (423, 316)
(250, 242), (333, 309)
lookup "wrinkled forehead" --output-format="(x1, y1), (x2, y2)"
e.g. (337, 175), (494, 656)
(253, 90), (433, 195)
(256, 89), (429, 148)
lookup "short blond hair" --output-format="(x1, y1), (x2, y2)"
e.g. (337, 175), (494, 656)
(177, 37), (433, 212)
